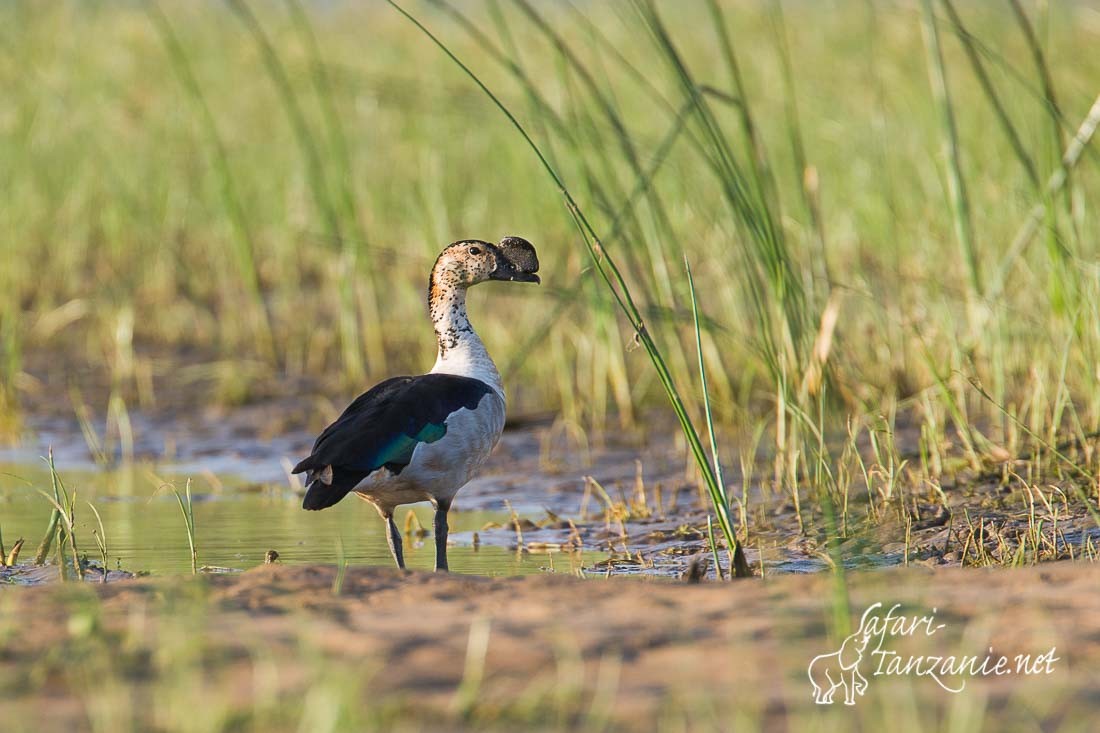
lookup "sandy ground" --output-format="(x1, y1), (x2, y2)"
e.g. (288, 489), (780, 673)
(2, 561), (1098, 731)
(5, 359), (1100, 729)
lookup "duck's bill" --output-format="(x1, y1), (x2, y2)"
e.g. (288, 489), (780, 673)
(492, 267), (540, 284)
(495, 236), (540, 284)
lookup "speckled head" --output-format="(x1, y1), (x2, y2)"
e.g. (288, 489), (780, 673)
(427, 237), (540, 362)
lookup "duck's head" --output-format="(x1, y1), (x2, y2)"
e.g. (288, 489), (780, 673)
(432, 237), (541, 288)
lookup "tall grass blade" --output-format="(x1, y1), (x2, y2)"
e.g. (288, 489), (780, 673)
(147, 1), (278, 363)
(687, 255), (750, 576)
(685, 257), (724, 500)
(704, 0), (777, 216)
(990, 93), (1100, 300)
(920, 0), (981, 299)
(766, 0), (829, 291)
(939, 0), (1039, 190)
(1007, 0), (1065, 154)
(386, 0), (752, 575)
(502, 96), (696, 380)
(1006, 0), (1078, 308)
(284, 0), (388, 374)
(225, 0), (365, 382)
(631, 0), (807, 381)
(170, 478), (198, 574)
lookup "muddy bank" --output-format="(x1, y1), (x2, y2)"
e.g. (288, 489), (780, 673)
(2, 562), (1097, 730)
(6, 353), (1100, 579)
(6, 398), (1100, 579)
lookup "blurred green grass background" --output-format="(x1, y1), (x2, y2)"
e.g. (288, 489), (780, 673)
(2, 0), (1099, 445)
(2, 6), (1100, 729)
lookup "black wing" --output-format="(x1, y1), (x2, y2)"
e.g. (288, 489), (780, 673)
(293, 374), (494, 510)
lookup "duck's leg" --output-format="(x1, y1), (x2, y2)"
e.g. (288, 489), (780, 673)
(385, 513), (405, 569)
(434, 498), (452, 572)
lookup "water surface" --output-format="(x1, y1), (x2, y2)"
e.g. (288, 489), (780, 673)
(0, 460), (595, 579)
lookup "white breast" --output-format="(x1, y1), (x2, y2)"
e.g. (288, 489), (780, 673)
(353, 391), (506, 514)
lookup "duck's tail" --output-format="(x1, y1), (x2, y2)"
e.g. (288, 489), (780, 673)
(292, 458), (365, 510)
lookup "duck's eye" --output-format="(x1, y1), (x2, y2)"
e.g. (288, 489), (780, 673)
(469, 246), (482, 255)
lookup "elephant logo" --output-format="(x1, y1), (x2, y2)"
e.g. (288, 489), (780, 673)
(807, 622), (874, 705)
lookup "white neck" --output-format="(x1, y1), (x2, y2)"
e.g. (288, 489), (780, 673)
(428, 279), (505, 400)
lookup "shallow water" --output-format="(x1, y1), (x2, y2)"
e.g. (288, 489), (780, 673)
(7, 407), (1040, 582)
(0, 460), (597, 580)
(0, 425), (911, 582)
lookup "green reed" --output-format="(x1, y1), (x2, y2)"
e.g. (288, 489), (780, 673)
(2, 2), (1099, 546)
(168, 478), (199, 575)
(388, 0), (754, 575)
